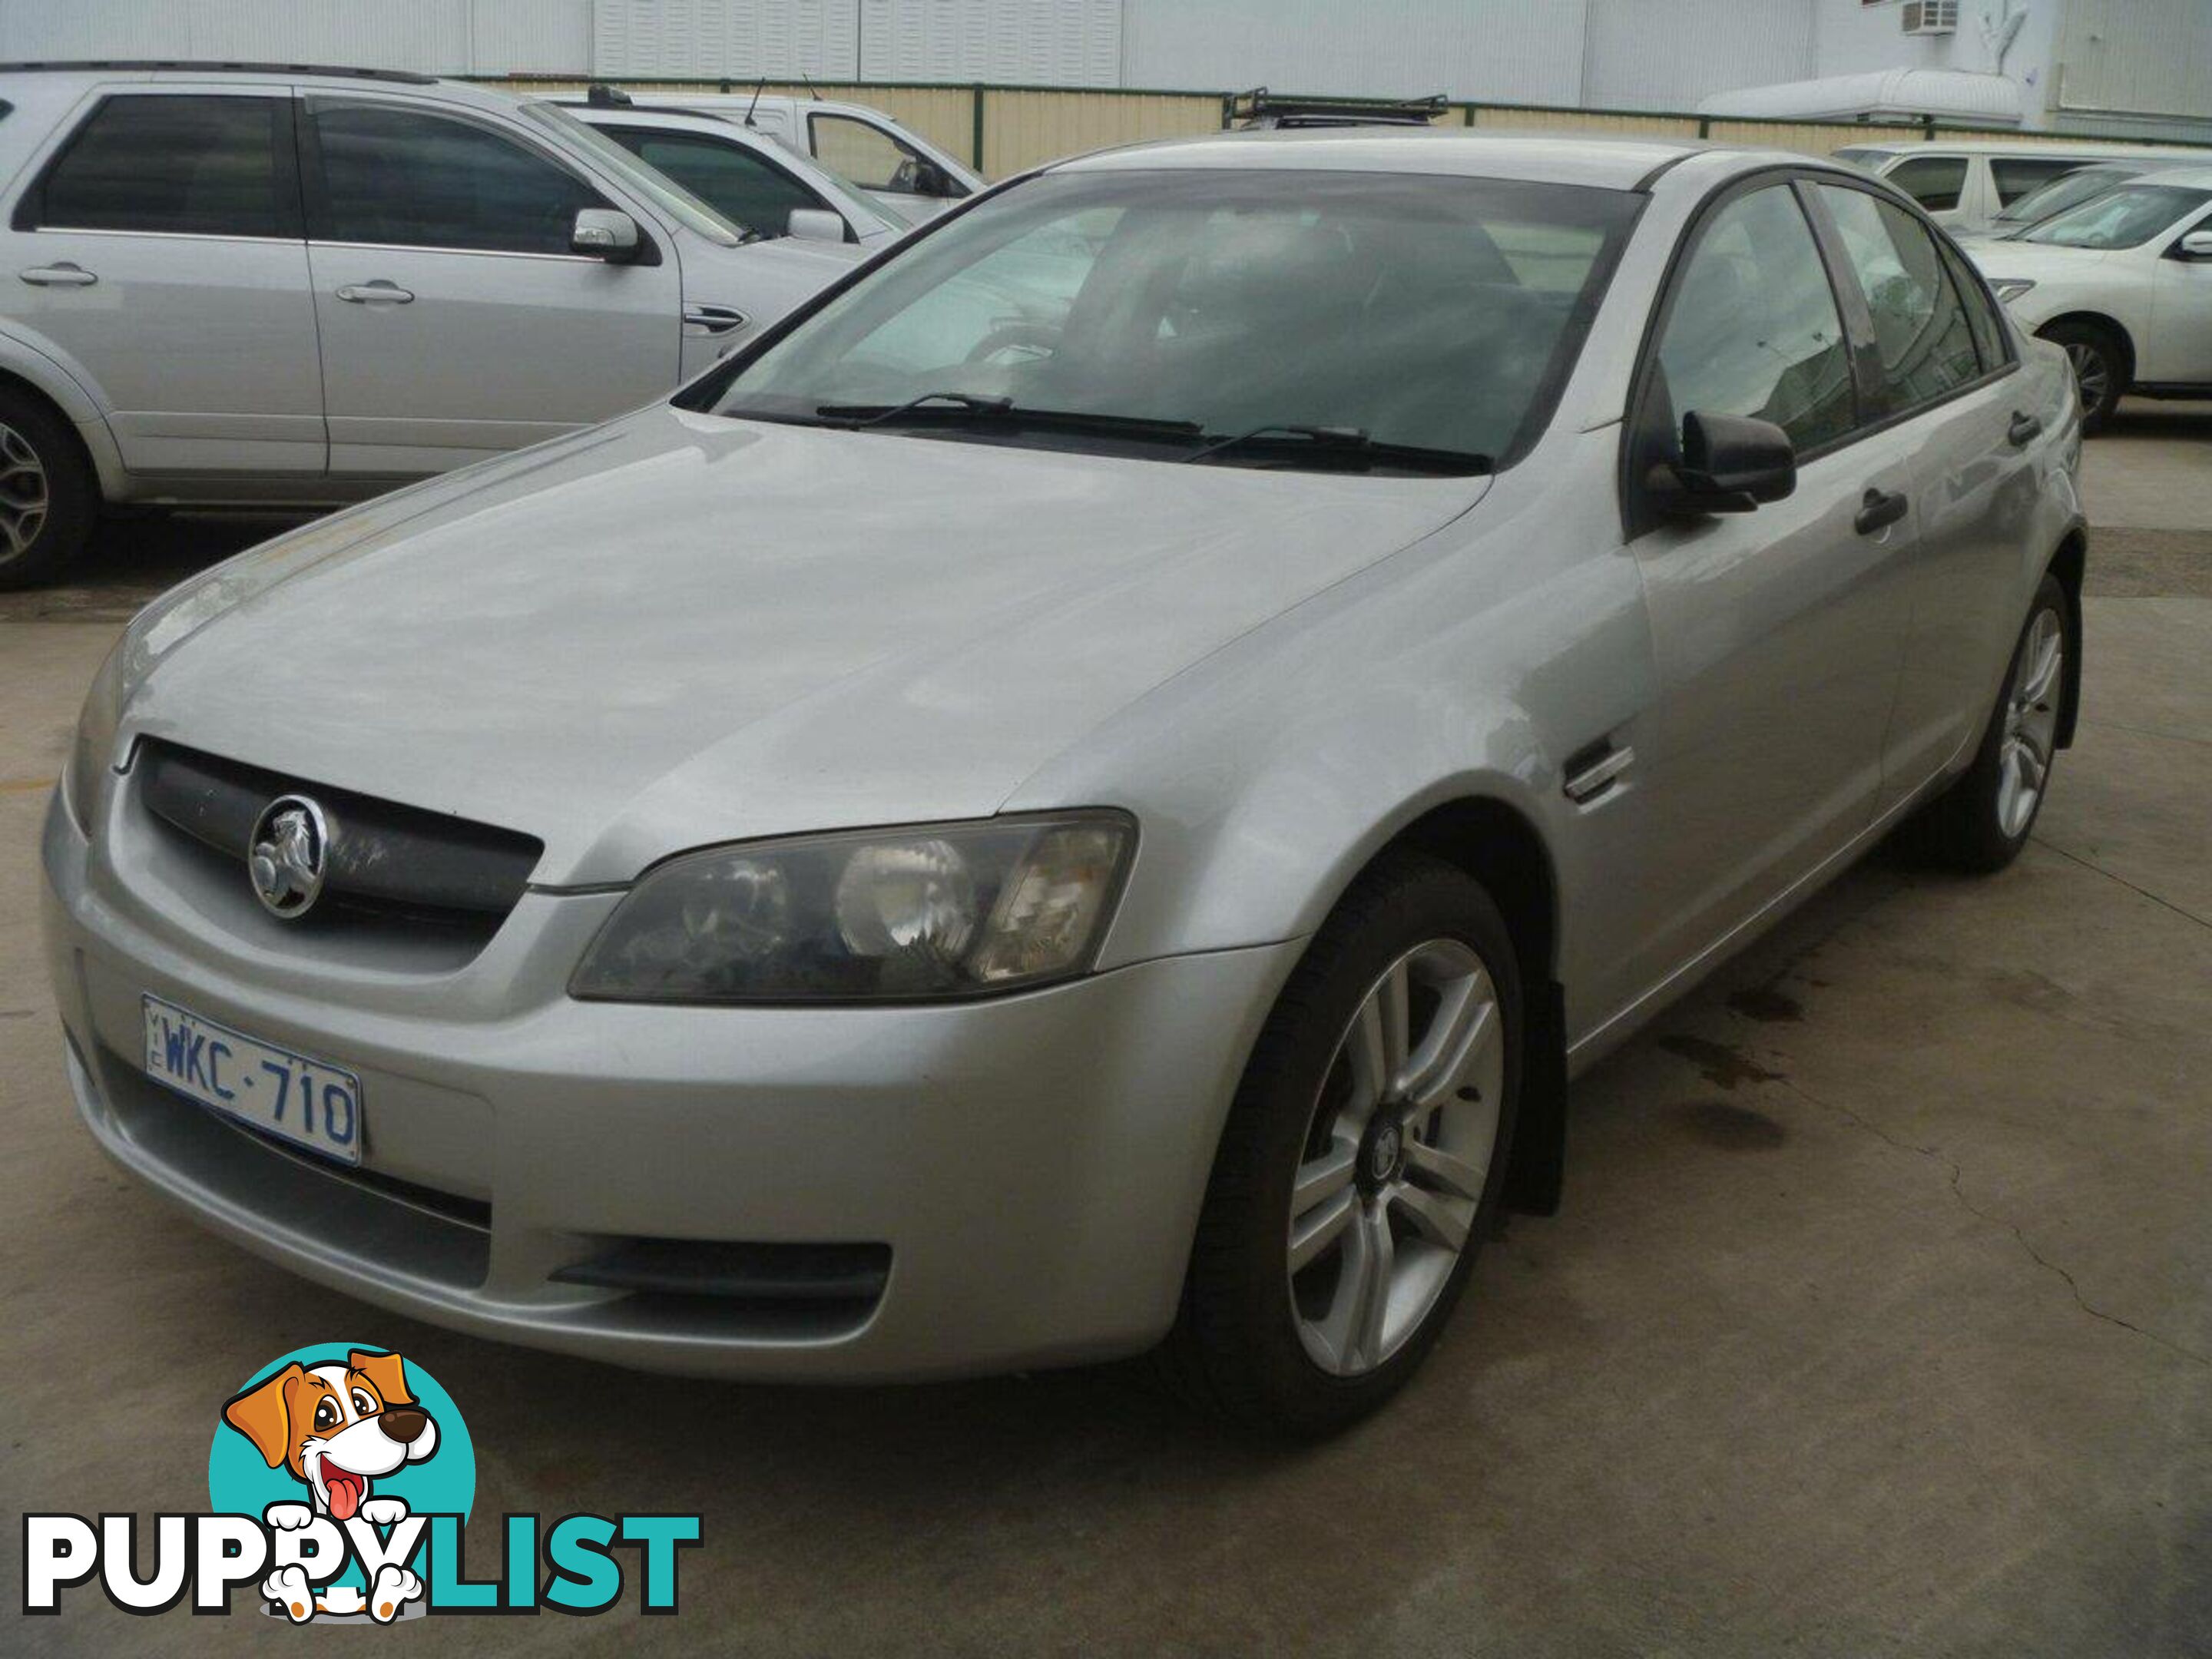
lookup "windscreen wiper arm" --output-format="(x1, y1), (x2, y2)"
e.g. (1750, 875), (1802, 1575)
(816, 391), (1012, 429)
(813, 394), (1204, 443)
(1184, 423), (1492, 475)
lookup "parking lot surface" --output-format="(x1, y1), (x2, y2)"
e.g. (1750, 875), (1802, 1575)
(3, 406), (2208, 1654)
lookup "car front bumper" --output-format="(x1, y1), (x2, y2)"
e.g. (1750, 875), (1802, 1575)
(41, 791), (1300, 1380)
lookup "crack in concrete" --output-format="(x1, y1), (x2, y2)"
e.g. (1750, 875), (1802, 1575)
(2032, 836), (2212, 933)
(1772, 1075), (2212, 1372)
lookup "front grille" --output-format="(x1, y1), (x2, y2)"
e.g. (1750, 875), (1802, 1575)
(552, 1239), (892, 1339)
(136, 740), (543, 929)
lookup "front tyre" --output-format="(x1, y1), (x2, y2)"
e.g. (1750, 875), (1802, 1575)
(0, 388), (94, 589)
(1902, 572), (2070, 874)
(1160, 852), (1521, 1437)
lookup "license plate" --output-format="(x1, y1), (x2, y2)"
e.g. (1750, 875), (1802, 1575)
(141, 995), (363, 1167)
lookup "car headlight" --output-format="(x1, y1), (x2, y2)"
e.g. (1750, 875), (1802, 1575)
(1989, 278), (2036, 303)
(570, 813), (1135, 1003)
(62, 640), (127, 832)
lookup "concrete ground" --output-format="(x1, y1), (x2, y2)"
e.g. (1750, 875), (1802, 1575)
(3, 404), (2208, 1654)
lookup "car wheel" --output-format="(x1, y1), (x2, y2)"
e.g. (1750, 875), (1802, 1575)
(1159, 850), (1521, 1437)
(2039, 320), (2126, 436)
(1901, 572), (2070, 874)
(0, 388), (95, 589)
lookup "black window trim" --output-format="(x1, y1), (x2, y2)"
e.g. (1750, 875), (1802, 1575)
(295, 91), (661, 265)
(9, 87), (304, 240)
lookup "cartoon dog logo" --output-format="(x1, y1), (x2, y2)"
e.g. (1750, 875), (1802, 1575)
(221, 1349), (437, 1622)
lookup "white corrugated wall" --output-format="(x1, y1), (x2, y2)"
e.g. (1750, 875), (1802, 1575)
(2051, 0), (2212, 122)
(859, 0), (1118, 84)
(591, 0), (859, 79)
(1119, 0), (1587, 103)
(1582, 0), (1816, 111)
(0, 0), (587, 76)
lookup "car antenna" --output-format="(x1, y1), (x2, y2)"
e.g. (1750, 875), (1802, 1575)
(802, 74), (822, 101)
(743, 75), (767, 127)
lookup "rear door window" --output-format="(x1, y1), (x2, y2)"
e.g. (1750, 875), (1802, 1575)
(1816, 185), (1983, 410)
(23, 94), (293, 237)
(1654, 184), (1856, 452)
(1885, 155), (1970, 213)
(1989, 156), (2087, 207)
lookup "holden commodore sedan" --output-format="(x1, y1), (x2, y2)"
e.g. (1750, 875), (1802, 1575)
(44, 129), (2084, 1435)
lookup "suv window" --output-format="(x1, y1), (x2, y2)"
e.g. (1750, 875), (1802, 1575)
(811, 114), (925, 194)
(1989, 156), (2086, 207)
(1818, 186), (1982, 409)
(601, 126), (833, 238)
(26, 94), (290, 238)
(1654, 184), (1855, 452)
(1885, 155), (1969, 213)
(1939, 240), (2008, 372)
(309, 102), (603, 255)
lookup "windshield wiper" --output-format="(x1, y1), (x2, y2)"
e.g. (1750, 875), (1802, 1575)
(1184, 423), (1491, 475)
(812, 393), (1204, 444)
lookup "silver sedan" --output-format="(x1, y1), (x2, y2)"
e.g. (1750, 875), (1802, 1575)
(44, 128), (2084, 1434)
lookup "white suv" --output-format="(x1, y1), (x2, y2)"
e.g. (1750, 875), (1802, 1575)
(0, 62), (870, 585)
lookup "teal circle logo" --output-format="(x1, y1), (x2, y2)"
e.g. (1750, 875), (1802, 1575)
(208, 1344), (474, 1612)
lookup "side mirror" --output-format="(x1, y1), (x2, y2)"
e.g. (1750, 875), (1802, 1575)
(785, 207), (848, 244)
(915, 161), (956, 198)
(2175, 229), (2212, 260)
(1645, 410), (1797, 516)
(571, 207), (641, 260)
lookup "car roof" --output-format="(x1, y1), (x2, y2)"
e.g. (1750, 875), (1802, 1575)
(0, 60), (535, 116)
(1840, 137), (2212, 160)
(1049, 127), (1816, 191)
(566, 102), (783, 144)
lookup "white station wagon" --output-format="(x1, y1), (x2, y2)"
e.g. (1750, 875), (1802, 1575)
(46, 128), (2083, 1434)
(0, 61), (867, 585)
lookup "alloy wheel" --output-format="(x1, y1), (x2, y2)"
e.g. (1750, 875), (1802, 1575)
(1998, 607), (2063, 839)
(2064, 341), (2111, 419)
(1286, 937), (1503, 1377)
(0, 422), (48, 557)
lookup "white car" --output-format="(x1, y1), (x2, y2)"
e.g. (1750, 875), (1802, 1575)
(613, 91), (982, 224)
(568, 101), (904, 250)
(1970, 167), (2212, 432)
(1833, 138), (2212, 232)
(0, 62), (868, 586)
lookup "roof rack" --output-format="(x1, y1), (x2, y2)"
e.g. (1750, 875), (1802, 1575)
(1230, 88), (1450, 128)
(0, 60), (439, 85)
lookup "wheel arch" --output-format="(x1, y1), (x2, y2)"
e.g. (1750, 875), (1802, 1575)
(2046, 525), (2087, 749)
(1359, 792), (1570, 1217)
(0, 366), (102, 492)
(2038, 311), (2137, 387)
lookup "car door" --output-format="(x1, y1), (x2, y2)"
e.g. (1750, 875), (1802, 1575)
(1812, 181), (2045, 807)
(0, 86), (323, 475)
(1607, 177), (1921, 1008)
(2147, 205), (2212, 382)
(300, 95), (680, 477)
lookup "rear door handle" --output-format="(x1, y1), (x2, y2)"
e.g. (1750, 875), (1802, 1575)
(2008, 411), (2043, 447)
(682, 303), (747, 336)
(335, 280), (414, 304)
(1854, 488), (1909, 536)
(19, 263), (96, 286)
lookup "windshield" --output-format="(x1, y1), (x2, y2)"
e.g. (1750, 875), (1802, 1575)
(1993, 166), (2142, 226)
(683, 167), (1639, 472)
(519, 101), (745, 246)
(2021, 182), (2212, 250)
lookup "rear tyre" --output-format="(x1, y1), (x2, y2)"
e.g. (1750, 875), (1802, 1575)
(1900, 572), (2070, 875)
(2039, 320), (2127, 436)
(0, 387), (94, 589)
(1158, 851), (1522, 1438)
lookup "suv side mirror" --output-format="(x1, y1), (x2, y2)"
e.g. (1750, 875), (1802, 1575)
(914, 161), (956, 198)
(2175, 229), (2212, 260)
(785, 207), (848, 243)
(571, 207), (641, 260)
(1645, 410), (1797, 516)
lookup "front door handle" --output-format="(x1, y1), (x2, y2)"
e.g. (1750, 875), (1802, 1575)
(1854, 487), (1909, 536)
(335, 280), (414, 304)
(19, 263), (96, 286)
(2008, 410), (2043, 447)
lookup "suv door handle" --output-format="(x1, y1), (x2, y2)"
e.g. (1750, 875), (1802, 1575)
(335, 281), (414, 304)
(1854, 488), (1909, 536)
(682, 303), (747, 336)
(20, 263), (96, 286)
(2008, 411), (2043, 446)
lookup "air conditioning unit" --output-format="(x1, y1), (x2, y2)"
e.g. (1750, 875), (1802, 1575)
(1902, 1), (1959, 35)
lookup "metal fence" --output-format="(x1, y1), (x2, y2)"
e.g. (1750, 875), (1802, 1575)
(492, 78), (2211, 180)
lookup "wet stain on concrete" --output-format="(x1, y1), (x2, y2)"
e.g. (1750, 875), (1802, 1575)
(1727, 985), (1804, 1024)
(1656, 1034), (1786, 1091)
(1674, 1099), (1788, 1151)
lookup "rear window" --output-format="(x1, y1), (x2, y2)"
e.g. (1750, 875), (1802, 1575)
(22, 94), (290, 237)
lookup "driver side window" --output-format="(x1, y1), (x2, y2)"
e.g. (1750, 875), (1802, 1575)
(1656, 185), (1856, 452)
(811, 114), (926, 195)
(310, 102), (604, 255)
